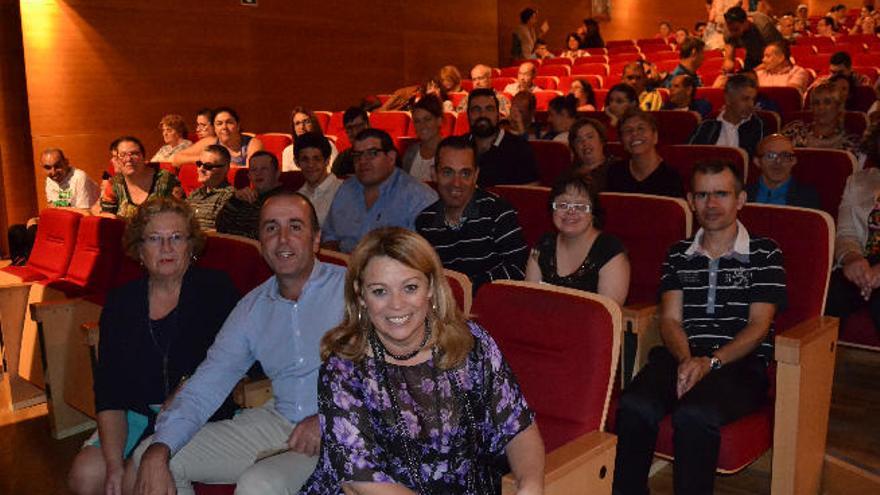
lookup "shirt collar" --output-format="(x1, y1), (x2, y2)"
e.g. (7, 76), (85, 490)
(492, 129), (506, 147)
(685, 220), (751, 261)
(758, 176), (791, 194)
(430, 189), (483, 227)
(266, 259), (324, 302)
(718, 111), (751, 128)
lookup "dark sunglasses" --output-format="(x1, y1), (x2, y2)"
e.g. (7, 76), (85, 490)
(196, 161), (225, 171)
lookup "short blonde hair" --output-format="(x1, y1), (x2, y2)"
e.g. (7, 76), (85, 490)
(159, 114), (188, 139)
(123, 197), (205, 261)
(320, 227), (473, 369)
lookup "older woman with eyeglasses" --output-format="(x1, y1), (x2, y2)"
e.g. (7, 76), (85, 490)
(300, 227), (544, 494)
(67, 198), (241, 495)
(96, 136), (183, 219)
(526, 174), (630, 305)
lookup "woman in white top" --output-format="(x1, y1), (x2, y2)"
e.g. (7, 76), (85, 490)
(402, 95), (444, 182)
(149, 114), (192, 163)
(281, 106), (339, 171)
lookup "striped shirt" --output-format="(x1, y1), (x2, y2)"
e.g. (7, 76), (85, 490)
(416, 189), (528, 291)
(188, 181), (234, 230)
(659, 221), (786, 361)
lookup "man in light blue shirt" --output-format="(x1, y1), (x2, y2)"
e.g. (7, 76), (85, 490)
(322, 128), (438, 253)
(133, 191), (346, 495)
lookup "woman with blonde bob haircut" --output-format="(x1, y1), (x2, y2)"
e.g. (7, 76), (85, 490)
(301, 227), (545, 495)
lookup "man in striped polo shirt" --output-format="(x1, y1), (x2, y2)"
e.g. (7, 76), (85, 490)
(415, 136), (528, 293)
(613, 160), (786, 495)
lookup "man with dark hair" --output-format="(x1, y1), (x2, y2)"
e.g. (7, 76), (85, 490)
(216, 150), (283, 239)
(294, 132), (342, 225)
(613, 160), (786, 495)
(812, 51), (873, 88)
(543, 95), (578, 141)
(416, 136), (528, 292)
(531, 38), (553, 60)
(756, 40), (812, 94)
(512, 6), (549, 60)
(815, 15), (837, 37)
(322, 128), (437, 253)
(746, 134), (820, 209)
(689, 74), (766, 157)
(664, 37), (705, 88)
(693, 21), (707, 38)
(723, 5), (782, 72)
(330, 106), (370, 177)
(134, 192), (345, 495)
(622, 62), (663, 111)
(662, 74), (713, 119)
(467, 88), (539, 187)
(188, 144), (234, 229)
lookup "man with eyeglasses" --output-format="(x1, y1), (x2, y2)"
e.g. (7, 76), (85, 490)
(187, 144), (235, 230)
(322, 128), (437, 253)
(330, 107), (370, 177)
(613, 160), (786, 495)
(216, 151), (283, 239)
(746, 134), (820, 209)
(455, 64), (511, 116)
(415, 136), (527, 292)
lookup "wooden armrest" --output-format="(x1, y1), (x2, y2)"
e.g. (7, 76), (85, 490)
(622, 304), (661, 382)
(621, 303), (656, 334)
(232, 377), (273, 408)
(502, 431), (617, 495)
(775, 316), (839, 366)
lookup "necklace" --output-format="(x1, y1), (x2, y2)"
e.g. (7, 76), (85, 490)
(374, 321), (432, 361)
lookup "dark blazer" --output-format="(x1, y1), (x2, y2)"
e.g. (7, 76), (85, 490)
(746, 179), (822, 210)
(688, 113), (765, 158)
(94, 266), (241, 420)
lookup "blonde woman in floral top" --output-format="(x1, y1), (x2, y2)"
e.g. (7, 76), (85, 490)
(98, 136), (182, 219)
(781, 82), (860, 156)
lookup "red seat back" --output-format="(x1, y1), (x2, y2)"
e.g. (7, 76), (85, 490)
(369, 111), (411, 139)
(472, 281), (621, 452)
(197, 234), (272, 295)
(758, 87), (803, 114)
(279, 171), (305, 191)
(255, 134), (292, 163)
(454, 111), (470, 135)
(492, 77), (516, 93)
(534, 90), (562, 111)
(312, 111), (332, 133)
(600, 193), (692, 305)
(572, 63), (609, 76)
(529, 140), (572, 187)
(62, 216), (126, 292)
(651, 111), (701, 145)
(767, 148), (854, 220)
(487, 185), (551, 248)
(756, 110), (781, 134)
(695, 87), (725, 111)
(177, 163), (201, 195)
(26, 209), (82, 280)
(659, 144), (749, 193)
(537, 65), (570, 77)
(533, 76), (558, 90)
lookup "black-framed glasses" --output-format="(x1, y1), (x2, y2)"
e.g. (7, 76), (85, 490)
(351, 148), (385, 161)
(196, 161), (226, 171)
(552, 201), (592, 213)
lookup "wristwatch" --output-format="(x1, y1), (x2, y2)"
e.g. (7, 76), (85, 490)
(709, 356), (722, 371)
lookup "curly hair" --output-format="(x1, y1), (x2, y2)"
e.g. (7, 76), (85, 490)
(122, 197), (206, 262)
(320, 227), (473, 369)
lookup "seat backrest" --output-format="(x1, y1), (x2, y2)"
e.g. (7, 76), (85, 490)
(472, 280), (621, 452)
(28, 208), (83, 279)
(538, 65), (570, 77)
(738, 204), (833, 331)
(312, 111), (332, 133)
(529, 140), (571, 187)
(63, 215), (127, 292)
(198, 233), (272, 295)
(533, 75), (558, 90)
(369, 111), (411, 139)
(651, 111), (701, 145)
(486, 185), (551, 247)
(229, 167), (250, 189)
(443, 268), (472, 316)
(756, 110), (781, 134)
(600, 192), (692, 305)
(789, 148), (856, 220)
(491, 77), (516, 93)
(571, 63), (609, 77)
(255, 133), (293, 163)
(659, 144), (749, 192)
(499, 66), (520, 78)
(454, 111), (470, 135)
(758, 87), (803, 114)
(317, 248), (349, 267)
(279, 170), (305, 191)
(534, 90), (563, 111)
(177, 163), (201, 195)
(440, 112), (456, 137)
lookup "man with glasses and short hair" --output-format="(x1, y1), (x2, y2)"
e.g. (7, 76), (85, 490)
(613, 160), (786, 495)
(746, 134), (820, 209)
(187, 144), (235, 229)
(216, 151), (283, 239)
(330, 107), (371, 177)
(322, 129), (437, 253)
(455, 64), (511, 116)
(416, 136), (528, 292)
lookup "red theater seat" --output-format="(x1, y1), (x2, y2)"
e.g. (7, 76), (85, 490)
(197, 233), (272, 295)
(534, 90), (563, 111)
(572, 63), (609, 77)
(558, 74), (603, 91)
(453, 111), (470, 135)
(695, 87), (725, 111)
(758, 86), (803, 114)
(279, 171), (305, 191)
(529, 140), (571, 187)
(487, 185), (551, 248)
(255, 133), (292, 163)
(473, 281), (620, 492)
(492, 77), (516, 93)
(538, 65), (570, 77)
(312, 111), (331, 133)
(368, 111), (411, 139)
(756, 110), (781, 134)
(660, 144), (749, 192)
(1, 208), (82, 283)
(651, 111), (701, 145)
(177, 163), (201, 195)
(533, 75), (558, 90)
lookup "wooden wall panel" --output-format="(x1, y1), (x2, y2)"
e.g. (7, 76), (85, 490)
(20, 0), (497, 206)
(0, 0), (38, 246)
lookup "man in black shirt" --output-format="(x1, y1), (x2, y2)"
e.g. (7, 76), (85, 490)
(723, 6), (782, 72)
(467, 88), (539, 188)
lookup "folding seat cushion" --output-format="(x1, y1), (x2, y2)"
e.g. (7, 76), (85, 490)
(1, 208), (82, 282)
(472, 281), (620, 452)
(255, 133), (292, 163)
(839, 309), (880, 349)
(486, 185), (551, 247)
(529, 140), (572, 187)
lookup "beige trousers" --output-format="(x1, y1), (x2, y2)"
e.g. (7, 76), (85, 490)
(131, 402), (318, 495)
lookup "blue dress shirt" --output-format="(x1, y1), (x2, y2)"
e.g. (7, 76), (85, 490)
(755, 177), (791, 205)
(152, 261), (346, 455)
(322, 168), (438, 253)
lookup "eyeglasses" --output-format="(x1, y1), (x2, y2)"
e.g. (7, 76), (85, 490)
(142, 233), (189, 247)
(351, 148), (385, 161)
(117, 151), (142, 159)
(760, 151), (796, 163)
(196, 161), (226, 171)
(552, 202), (592, 213)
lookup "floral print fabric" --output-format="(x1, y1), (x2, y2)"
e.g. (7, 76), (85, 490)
(299, 321), (534, 494)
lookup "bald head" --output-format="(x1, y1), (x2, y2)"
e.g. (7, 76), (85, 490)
(471, 64), (493, 89)
(756, 133), (793, 157)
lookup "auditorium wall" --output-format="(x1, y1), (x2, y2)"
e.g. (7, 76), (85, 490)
(17, 0), (499, 206)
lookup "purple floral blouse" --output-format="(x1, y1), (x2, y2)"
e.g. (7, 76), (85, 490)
(299, 321), (534, 494)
